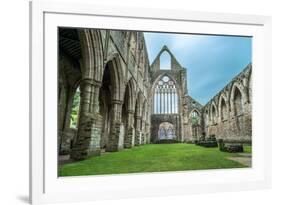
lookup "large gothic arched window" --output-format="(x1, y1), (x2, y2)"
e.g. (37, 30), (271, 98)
(190, 110), (200, 125)
(154, 75), (178, 114)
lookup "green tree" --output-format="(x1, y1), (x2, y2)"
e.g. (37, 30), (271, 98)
(70, 88), (80, 128)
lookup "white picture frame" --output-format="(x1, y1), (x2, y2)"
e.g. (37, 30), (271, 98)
(30, 0), (272, 204)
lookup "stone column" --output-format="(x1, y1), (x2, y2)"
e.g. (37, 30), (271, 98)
(134, 116), (142, 146)
(243, 101), (252, 142)
(124, 110), (135, 148)
(70, 79), (102, 160)
(144, 122), (149, 144)
(59, 87), (75, 155)
(141, 117), (146, 144)
(106, 100), (123, 152)
(87, 81), (103, 155)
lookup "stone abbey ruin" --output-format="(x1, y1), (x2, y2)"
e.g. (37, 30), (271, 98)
(59, 28), (252, 160)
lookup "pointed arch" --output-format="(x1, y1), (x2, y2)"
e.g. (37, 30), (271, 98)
(124, 77), (136, 112)
(211, 101), (218, 124)
(104, 53), (125, 102)
(218, 93), (229, 121)
(230, 82), (246, 115)
(189, 109), (201, 117)
(158, 122), (176, 140)
(189, 109), (201, 126)
(79, 29), (104, 81)
(150, 45), (182, 72)
(159, 50), (171, 70)
(151, 73), (181, 114)
(154, 46), (177, 64)
(231, 85), (244, 116)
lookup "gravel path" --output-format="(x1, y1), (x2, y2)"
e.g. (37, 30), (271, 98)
(228, 153), (252, 167)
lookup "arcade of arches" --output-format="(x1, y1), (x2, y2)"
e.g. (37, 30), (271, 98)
(59, 28), (252, 160)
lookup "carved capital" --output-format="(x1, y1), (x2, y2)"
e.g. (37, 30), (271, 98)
(127, 109), (135, 114)
(80, 78), (101, 88)
(111, 99), (123, 105)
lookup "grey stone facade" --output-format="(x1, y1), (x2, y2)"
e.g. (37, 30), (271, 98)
(59, 28), (252, 161)
(182, 65), (252, 144)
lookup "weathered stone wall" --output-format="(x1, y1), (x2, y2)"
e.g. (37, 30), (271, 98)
(183, 64), (252, 144)
(59, 28), (252, 161)
(182, 96), (203, 142)
(149, 46), (188, 142)
(59, 29), (152, 160)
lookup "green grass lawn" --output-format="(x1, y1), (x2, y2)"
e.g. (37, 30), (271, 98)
(59, 144), (249, 177)
(243, 145), (252, 154)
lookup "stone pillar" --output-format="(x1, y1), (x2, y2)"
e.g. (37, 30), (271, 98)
(70, 79), (102, 160)
(242, 102), (252, 142)
(124, 110), (135, 148)
(106, 100), (123, 152)
(58, 84), (67, 132)
(145, 122), (150, 144)
(134, 116), (142, 146)
(62, 88), (75, 131)
(141, 118), (146, 144)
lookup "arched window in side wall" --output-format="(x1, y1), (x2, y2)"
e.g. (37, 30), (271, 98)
(221, 98), (227, 121)
(160, 51), (171, 70)
(234, 87), (243, 116)
(205, 110), (209, 126)
(154, 75), (178, 114)
(70, 86), (80, 128)
(190, 110), (200, 125)
(211, 105), (217, 124)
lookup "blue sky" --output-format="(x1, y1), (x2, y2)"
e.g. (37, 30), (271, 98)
(143, 32), (252, 105)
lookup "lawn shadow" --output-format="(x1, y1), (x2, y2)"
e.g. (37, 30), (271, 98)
(16, 195), (29, 204)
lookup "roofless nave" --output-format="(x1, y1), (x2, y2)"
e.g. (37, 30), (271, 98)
(58, 28), (252, 160)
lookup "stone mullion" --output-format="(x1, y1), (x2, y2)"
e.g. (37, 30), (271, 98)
(165, 87), (168, 113)
(168, 89), (171, 113)
(165, 89), (167, 113)
(171, 90), (173, 113)
(159, 88), (162, 114)
(174, 93), (178, 113)
(173, 89), (176, 113)
(153, 89), (158, 113)
(163, 87), (166, 114)
(170, 88), (173, 113)
(157, 89), (159, 114)
(159, 88), (163, 114)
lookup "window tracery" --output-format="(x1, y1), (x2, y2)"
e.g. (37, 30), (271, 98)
(154, 75), (178, 114)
